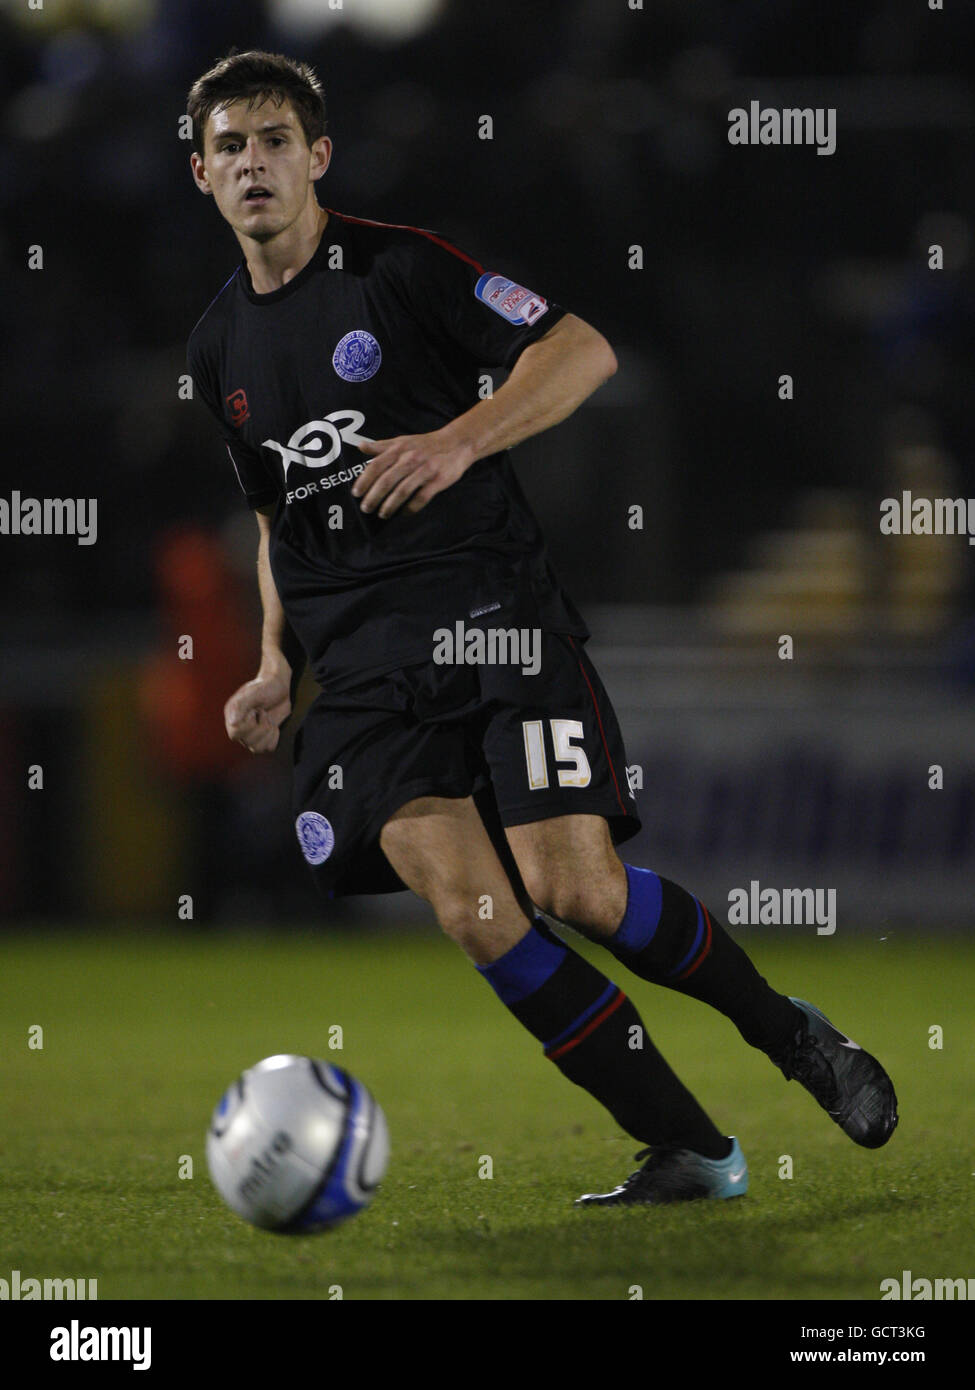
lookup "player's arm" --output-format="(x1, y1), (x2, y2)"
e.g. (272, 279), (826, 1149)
(352, 313), (616, 519)
(223, 506), (302, 753)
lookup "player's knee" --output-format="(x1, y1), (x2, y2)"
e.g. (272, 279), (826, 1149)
(433, 891), (489, 947)
(424, 872), (529, 950)
(525, 873), (620, 937)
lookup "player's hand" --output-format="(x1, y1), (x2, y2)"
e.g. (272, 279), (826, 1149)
(352, 428), (475, 518)
(224, 661), (292, 754)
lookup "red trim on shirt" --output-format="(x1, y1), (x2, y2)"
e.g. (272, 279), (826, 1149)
(324, 207), (485, 273)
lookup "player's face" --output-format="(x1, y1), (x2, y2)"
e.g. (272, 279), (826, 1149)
(190, 97), (330, 244)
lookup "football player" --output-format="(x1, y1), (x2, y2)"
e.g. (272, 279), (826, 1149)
(187, 50), (896, 1206)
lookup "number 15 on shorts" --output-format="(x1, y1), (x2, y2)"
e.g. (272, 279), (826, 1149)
(522, 719), (592, 789)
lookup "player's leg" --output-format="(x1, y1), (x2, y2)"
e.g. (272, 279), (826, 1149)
(483, 630), (801, 1060)
(507, 809), (898, 1152)
(379, 794), (531, 965)
(486, 633), (896, 1164)
(506, 812), (802, 1062)
(378, 792), (742, 1167)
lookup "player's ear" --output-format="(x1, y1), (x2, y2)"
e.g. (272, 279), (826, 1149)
(190, 151), (213, 195)
(310, 136), (332, 182)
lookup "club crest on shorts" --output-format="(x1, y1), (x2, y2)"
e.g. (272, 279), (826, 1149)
(296, 811), (335, 865)
(332, 329), (382, 382)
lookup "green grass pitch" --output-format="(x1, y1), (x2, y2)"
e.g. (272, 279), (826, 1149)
(1, 925), (972, 1301)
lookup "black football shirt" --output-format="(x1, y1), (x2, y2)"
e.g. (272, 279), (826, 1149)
(187, 208), (590, 690)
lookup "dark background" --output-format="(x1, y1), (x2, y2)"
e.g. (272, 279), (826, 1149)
(1, 0), (973, 925)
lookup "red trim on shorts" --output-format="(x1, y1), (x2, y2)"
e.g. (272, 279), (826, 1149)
(566, 635), (629, 818)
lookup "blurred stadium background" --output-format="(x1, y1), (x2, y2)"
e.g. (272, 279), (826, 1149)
(1, 0), (973, 932)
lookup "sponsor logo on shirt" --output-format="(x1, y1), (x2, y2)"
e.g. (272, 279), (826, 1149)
(332, 329), (382, 382)
(262, 408), (374, 505)
(263, 409), (372, 481)
(282, 464), (366, 505)
(474, 272), (549, 326)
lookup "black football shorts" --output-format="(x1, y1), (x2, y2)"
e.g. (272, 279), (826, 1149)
(291, 631), (641, 896)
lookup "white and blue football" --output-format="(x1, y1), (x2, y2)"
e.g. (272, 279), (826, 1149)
(206, 1054), (389, 1233)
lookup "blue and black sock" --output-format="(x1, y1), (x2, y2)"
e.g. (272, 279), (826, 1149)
(478, 918), (730, 1158)
(609, 865), (799, 1059)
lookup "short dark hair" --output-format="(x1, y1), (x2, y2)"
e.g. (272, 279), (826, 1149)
(187, 49), (326, 156)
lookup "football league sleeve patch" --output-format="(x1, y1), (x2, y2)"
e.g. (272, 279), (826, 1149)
(405, 231), (566, 369)
(474, 272), (550, 328)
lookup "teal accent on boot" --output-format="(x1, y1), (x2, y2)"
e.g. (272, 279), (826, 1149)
(575, 1135), (748, 1206)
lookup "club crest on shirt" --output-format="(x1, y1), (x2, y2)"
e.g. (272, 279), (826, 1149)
(332, 329), (382, 382)
(474, 272), (549, 326)
(295, 811), (335, 865)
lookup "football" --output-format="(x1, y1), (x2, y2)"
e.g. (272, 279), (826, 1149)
(206, 1054), (389, 1233)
